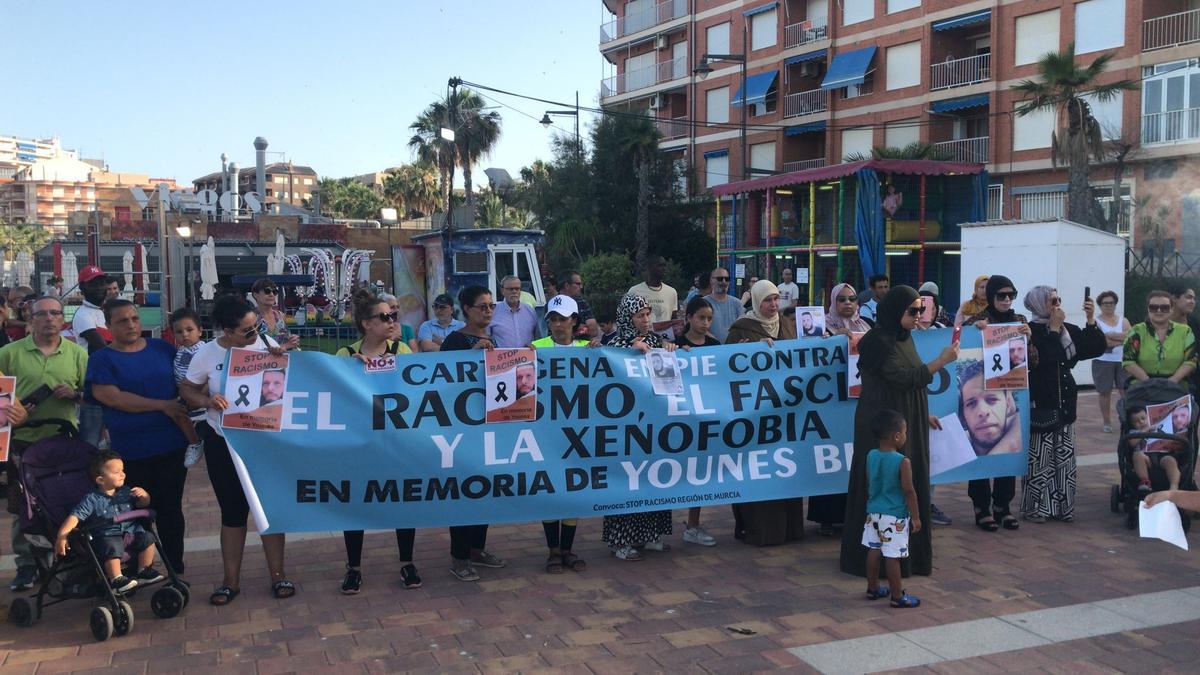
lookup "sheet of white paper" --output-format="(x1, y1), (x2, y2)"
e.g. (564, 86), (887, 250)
(929, 414), (977, 477)
(1139, 500), (1189, 550)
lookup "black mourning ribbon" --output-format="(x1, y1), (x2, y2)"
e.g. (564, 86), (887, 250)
(494, 381), (509, 403)
(991, 354), (1004, 372)
(234, 384), (251, 406)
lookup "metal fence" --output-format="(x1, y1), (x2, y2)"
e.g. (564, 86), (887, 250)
(1143, 8), (1200, 51)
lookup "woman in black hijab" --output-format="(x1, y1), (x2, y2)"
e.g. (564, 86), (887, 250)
(840, 286), (958, 578)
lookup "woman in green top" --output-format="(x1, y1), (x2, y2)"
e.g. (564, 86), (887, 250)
(1123, 290), (1197, 385)
(531, 295), (596, 572)
(335, 290), (419, 594)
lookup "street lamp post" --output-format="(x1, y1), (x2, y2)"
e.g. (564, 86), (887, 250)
(540, 91), (582, 162)
(175, 224), (196, 309)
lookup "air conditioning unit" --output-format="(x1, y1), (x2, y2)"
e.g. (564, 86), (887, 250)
(655, 35), (669, 50)
(799, 61), (819, 78)
(649, 93), (666, 110)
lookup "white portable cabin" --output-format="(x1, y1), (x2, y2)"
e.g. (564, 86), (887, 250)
(960, 219), (1127, 386)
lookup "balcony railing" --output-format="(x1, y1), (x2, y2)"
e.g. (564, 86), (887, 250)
(1144, 8), (1200, 51)
(600, 0), (687, 43)
(783, 89), (828, 118)
(1141, 108), (1200, 144)
(987, 184), (1003, 220)
(602, 56), (687, 97)
(784, 18), (828, 49)
(656, 117), (690, 140)
(933, 136), (989, 163)
(1017, 192), (1066, 221)
(930, 53), (990, 91)
(782, 158), (827, 173)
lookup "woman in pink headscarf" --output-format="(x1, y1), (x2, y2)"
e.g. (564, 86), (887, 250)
(825, 282), (872, 336)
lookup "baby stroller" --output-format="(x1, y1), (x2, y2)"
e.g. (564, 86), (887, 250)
(1111, 379), (1198, 531)
(7, 419), (190, 641)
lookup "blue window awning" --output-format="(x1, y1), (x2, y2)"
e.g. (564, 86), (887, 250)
(821, 46), (876, 90)
(703, 148), (729, 159)
(932, 9), (991, 32)
(931, 93), (990, 113)
(742, 2), (777, 17)
(785, 121), (826, 136)
(732, 70), (779, 107)
(784, 49), (827, 66)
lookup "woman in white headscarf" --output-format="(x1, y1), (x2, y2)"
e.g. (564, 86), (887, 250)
(726, 279), (797, 344)
(1022, 285), (1105, 523)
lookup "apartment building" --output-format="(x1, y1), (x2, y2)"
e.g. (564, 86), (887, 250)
(0, 135), (78, 179)
(192, 162), (318, 207)
(599, 0), (1200, 254)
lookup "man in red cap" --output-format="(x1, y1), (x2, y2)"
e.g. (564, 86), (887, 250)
(72, 266), (116, 353)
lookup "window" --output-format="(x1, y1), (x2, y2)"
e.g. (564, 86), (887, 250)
(886, 42), (921, 91)
(1141, 64), (1200, 143)
(1013, 105), (1056, 151)
(750, 142), (776, 173)
(885, 120), (920, 148)
(303, 178), (313, 185)
(1015, 9), (1060, 66)
(842, 127), (874, 160)
(625, 52), (657, 90)
(843, 76), (874, 99)
(706, 154), (729, 188)
(707, 22), (730, 55)
(1082, 91), (1124, 140)
(887, 0), (920, 13)
(751, 9), (777, 51)
(275, 175), (286, 183)
(1075, 0), (1124, 55)
(843, 0), (873, 26)
(706, 86), (730, 124)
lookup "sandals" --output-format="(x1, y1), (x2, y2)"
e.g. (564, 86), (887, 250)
(545, 555), (564, 574)
(271, 578), (296, 599)
(210, 586), (240, 606)
(996, 512), (1019, 530)
(865, 586), (890, 600)
(890, 592), (921, 608)
(975, 513), (999, 532)
(561, 552), (587, 572)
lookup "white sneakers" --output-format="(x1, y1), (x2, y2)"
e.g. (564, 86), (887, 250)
(183, 442), (204, 468)
(683, 525), (717, 547)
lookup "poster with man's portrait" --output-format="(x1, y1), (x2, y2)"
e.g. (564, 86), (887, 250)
(223, 349), (290, 433)
(795, 306), (826, 338)
(1144, 395), (1192, 453)
(955, 354), (1024, 457)
(647, 349), (683, 395)
(846, 332), (867, 398)
(982, 324), (1029, 390)
(485, 348), (537, 423)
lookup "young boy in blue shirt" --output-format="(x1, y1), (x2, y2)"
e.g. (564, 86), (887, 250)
(55, 451), (162, 592)
(862, 409), (922, 608)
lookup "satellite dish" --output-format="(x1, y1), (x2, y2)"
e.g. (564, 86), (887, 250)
(243, 191), (262, 212)
(218, 192), (242, 213)
(195, 189), (219, 207)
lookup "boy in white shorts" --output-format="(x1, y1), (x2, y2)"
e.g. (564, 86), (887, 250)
(862, 409), (922, 608)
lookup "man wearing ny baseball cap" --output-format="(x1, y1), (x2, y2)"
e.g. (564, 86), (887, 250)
(73, 266), (116, 354)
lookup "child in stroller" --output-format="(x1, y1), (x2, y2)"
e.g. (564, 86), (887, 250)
(55, 451), (164, 593)
(1112, 379), (1198, 530)
(1126, 406), (1185, 495)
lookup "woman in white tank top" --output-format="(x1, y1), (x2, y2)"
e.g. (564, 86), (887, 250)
(1092, 291), (1130, 433)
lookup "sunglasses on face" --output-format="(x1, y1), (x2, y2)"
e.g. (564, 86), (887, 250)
(258, 288), (278, 295)
(906, 307), (922, 317)
(371, 311), (400, 323)
(472, 302), (498, 311)
(994, 291), (1018, 301)
(1149, 303), (1173, 313)
(713, 276), (729, 282)
(836, 295), (855, 303)
(1049, 297), (1061, 306)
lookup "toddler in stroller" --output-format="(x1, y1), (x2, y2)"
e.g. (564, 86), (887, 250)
(1111, 379), (1198, 530)
(9, 420), (189, 641)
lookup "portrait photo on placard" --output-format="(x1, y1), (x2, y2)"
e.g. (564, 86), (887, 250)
(956, 354), (1023, 456)
(795, 306), (826, 338)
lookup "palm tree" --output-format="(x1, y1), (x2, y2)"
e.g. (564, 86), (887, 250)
(0, 222), (52, 262)
(1012, 43), (1137, 230)
(616, 115), (661, 270)
(843, 142), (954, 163)
(408, 106), (458, 227)
(449, 89), (502, 228)
(383, 162), (440, 218)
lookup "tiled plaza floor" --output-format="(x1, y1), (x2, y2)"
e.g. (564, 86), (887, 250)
(2, 391), (1198, 674)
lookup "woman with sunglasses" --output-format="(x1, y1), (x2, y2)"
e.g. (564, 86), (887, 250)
(964, 276), (1035, 531)
(1023, 286), (1105, 523)
(179, 295), (295, 605)
(440, 285), (507, 581)
(251, 279), (300, 351)
(1123, 290), (1198, 388)
(840, 286), (958, 578)
(336, 290), (420, 593)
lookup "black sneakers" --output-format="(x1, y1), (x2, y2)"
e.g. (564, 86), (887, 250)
(400, 564), (422, 589)
(341, 566), (362, 594)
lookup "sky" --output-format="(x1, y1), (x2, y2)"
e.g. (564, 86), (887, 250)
(3, 1), (610, 186)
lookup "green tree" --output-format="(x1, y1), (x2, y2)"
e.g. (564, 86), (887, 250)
(450, 89), (502, 228)
(843, 142), (954, 162)
(1012, 43), (1137, 231)
(383, 162), (440, 218)
(409, 105), (458, 225)
(615, 116), (661, 270)
(0, 222), (53, 261)
(309, 178), (387, 219)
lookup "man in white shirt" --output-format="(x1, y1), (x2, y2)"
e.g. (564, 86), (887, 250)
(628, 255), (678, 324)
(776, 268), (801, 311)
(859, 274), (890, 324)
(72, 266), (117, 354)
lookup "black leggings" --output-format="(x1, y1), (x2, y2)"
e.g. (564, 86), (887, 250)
(342, 529), (415, 567)
(121, 448), (188, 571)
(968, 477), (1016, 517)
(449, 524), (488, 561)
(542, 519), (578, 551)
(199, 422), (252, 528)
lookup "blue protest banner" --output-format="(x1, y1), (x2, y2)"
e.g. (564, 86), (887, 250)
(222, 328), (1027, 533)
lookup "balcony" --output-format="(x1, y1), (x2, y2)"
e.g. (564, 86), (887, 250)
(602, 56), (687, 97)
(784, 18), (828, 50)
(930, 53), (990, 91)
(1017, 192), (1065, 221)
(600, 0), (687, 44)
(1144, 8), (1200, 51)
(782, 158), (827, 173)
(783, 89), (828, 118)
(933, 136), (989, 163)
(656, 117), (690, 140)
(1142, 108), (1200, 144)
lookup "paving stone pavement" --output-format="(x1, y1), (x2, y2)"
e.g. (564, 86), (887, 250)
(2, 391), (1198, 674)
